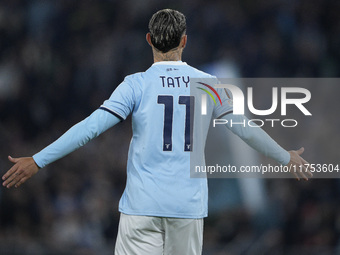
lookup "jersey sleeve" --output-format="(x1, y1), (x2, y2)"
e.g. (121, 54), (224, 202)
(222, 114), (290, 165)
(32, 109), (121, 168)
(213, 85), (233, 119)
(100, 76), (138, 121)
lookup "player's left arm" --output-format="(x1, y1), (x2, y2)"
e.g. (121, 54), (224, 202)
(3, 75), (138, 189)
(2, 109), (120, 188)
(220, 113), (313, 180)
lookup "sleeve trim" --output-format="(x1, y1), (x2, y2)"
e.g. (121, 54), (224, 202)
(216, 110), (233, 119)
(99, 106), (125, 121)
(32, 154), (44, 169)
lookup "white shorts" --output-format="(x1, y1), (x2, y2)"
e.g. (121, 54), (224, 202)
(114, 213), (203, 255)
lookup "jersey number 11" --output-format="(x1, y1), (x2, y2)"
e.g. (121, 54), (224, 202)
(157, 95), (195, 152)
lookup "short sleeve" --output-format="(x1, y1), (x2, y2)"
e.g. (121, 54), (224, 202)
(100, 77), (137, 121)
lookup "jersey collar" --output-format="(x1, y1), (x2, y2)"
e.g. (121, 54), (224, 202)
(152, 61), (187, 66)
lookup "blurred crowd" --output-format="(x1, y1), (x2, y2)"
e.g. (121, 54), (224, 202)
(0, 0), (339, 254)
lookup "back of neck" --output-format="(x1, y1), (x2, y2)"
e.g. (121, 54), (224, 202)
(153, 48), (183, 63)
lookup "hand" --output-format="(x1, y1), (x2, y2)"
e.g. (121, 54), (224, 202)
(2, 156), (39, 188)
(287, 147), (313, 181)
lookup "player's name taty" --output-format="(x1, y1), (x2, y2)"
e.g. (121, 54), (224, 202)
(160, 76), (190, 88)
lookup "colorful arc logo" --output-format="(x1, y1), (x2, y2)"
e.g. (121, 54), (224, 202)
(196, 82), (222, 106)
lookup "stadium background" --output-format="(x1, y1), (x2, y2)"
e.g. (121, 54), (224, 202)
(0, 0), (339, 254)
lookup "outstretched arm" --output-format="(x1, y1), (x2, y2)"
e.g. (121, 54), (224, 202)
(2, 109), (121, 188)
(221, 114), (313, 180)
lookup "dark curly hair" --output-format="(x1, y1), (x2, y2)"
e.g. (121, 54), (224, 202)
(148, 9), (186, 53)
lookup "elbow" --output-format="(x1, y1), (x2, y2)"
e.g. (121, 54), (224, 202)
(238, 130), (254, 143)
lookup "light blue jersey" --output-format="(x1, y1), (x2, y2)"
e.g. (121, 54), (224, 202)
(100, 61), (232, 218)
(33, 61), (289, 219)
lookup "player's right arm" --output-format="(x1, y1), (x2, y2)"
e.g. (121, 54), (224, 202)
(212, 86), (312, 181)
(2, 109), (121, 188)
(221, 113), (313, 180)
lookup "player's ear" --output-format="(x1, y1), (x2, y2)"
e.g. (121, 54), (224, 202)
(180, 35), (187, 49)
(146, 33), (153, 47)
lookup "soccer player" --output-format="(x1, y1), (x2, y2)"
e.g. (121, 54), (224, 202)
(2, 9), (311, 255)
